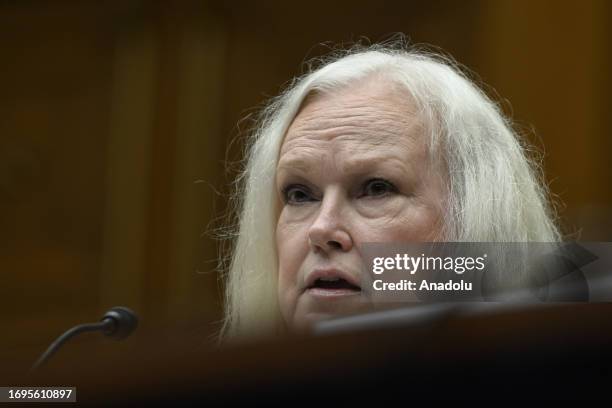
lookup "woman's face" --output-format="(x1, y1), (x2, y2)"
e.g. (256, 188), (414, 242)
(275, 78), (446, 331)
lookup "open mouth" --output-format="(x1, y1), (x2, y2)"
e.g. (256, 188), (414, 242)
(308, 277), (361, 293)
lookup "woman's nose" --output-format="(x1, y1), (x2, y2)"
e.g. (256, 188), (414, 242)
(307, 192), (353, 253)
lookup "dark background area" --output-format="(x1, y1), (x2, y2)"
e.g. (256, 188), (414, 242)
(1, 0), (610, 369)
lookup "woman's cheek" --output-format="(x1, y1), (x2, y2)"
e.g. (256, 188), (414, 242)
(276, 216), (309, 299)
(277, 251), (301, 325)
(278, 202), (318, 224)
(355, 197), (440, 240)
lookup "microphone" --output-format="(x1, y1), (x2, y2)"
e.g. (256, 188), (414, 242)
(31, 306), (139, 371)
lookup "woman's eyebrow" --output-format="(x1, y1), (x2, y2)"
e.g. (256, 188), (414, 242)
(277, 154), (412, 180)
(338, 155), (412, 175)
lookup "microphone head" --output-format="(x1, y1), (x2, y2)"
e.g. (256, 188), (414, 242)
(101, 306), (139, 340)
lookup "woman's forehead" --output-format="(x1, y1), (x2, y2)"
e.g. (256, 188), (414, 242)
(280, 80), (424, 158)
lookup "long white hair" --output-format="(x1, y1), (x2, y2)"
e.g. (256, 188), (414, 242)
(218, 43), (561, 341)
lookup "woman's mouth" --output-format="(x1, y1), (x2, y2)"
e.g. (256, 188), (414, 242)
(306, 276), (362, 297)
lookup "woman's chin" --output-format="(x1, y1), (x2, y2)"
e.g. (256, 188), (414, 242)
(287, 312), (330, 334)
(290, 304), (372, 333)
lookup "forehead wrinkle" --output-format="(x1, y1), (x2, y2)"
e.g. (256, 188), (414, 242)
(284, 99), (423, 157)
(279, 118), (426, 177)
(278, 132), (330, 159)
(288, 103), (414, 140)
(277, 144), (323, 174)
(335, 150), (418, 177)
(278, 136), (422, 178)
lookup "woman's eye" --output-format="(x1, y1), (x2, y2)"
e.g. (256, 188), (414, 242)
(362, 178), (397, 197)
(282, 184), (313, 204)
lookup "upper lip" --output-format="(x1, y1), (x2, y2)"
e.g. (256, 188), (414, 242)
(304, 268), (361, 290)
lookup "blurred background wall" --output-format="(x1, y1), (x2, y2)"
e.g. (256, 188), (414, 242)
(1, 0), (610, 366)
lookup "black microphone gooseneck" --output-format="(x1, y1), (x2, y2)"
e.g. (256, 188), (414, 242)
(31, 306), (139, 371)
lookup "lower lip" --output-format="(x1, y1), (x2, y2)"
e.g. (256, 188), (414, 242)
(306, 288), (362, 298)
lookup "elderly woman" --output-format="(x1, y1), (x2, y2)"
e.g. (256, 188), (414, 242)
(219, 44), (561, 341)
